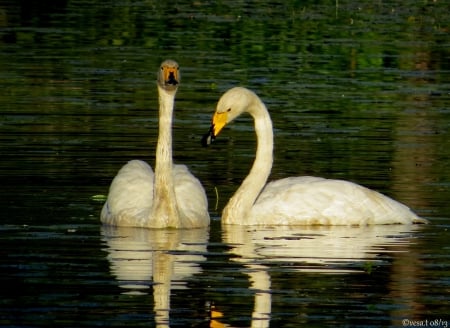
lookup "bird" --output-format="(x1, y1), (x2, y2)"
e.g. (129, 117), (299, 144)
(203, 87), (428, 226)
(101, 59), (210, 228)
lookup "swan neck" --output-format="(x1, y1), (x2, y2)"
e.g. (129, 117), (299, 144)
(152, 85), (180, 227)
(155, 87), (174, 170)
(223, 97), (273, 224)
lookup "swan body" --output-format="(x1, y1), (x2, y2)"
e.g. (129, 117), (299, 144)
(206, 87), (427, 226)
(101, 60), (209, 228)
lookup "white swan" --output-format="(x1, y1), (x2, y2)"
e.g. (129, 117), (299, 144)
(101, 60), (210, 228)
(204, 87), (428, 226)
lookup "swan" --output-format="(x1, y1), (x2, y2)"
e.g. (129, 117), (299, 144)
(203, 87), (428, 226)
(101, 60), (210, 228)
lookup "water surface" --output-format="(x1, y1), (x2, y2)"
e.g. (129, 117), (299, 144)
(1, 0), (449, 327)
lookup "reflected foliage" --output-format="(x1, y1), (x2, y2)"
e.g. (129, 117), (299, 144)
(0, 0), (449, 327)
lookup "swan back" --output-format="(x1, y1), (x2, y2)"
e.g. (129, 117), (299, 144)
(251, 177), (426, 225)
(101, 160), (154, 227)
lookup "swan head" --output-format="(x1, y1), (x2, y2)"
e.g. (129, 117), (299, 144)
(202, 87), (257, 146)
(157, 59), (180, 92)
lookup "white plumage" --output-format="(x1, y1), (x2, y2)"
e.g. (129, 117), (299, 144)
(206, 87), (427, 226)
(101, 60), (210, 228)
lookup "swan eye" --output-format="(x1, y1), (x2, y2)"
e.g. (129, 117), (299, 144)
(227, 108), (231, 112)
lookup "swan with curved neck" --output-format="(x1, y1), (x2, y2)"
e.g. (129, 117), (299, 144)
(205, 87), (428, 225)
(101, 60), (210, 228)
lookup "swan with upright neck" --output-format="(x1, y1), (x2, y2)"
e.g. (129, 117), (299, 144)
(101, 60), (210, 228)
(204, 87), (427, 226)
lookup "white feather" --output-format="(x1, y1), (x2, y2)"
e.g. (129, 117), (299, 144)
(101, 60), (209, 228)
(210, 87), (427, 226)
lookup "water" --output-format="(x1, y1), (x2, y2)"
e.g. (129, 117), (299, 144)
(1, 0), (449, 326)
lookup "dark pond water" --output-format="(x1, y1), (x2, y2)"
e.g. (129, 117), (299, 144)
(1, 0), (449, 327)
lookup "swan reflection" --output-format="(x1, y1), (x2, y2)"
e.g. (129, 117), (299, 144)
(220, 224), (424, 327)
(101, 226), (208, 327)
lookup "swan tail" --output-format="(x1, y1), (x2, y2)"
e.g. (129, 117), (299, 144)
(412, 216), (429, 224)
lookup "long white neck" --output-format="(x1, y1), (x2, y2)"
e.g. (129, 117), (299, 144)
(151, 85), (180, 227)
(222, 98), (273, 224)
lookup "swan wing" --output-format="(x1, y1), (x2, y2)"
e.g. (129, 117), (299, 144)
(101, 160), (154, 226)
(251, 176), (423, 225)
(173, 164), (210, 227)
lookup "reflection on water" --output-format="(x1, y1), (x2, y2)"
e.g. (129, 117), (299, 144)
(218, 224), (425, 327)
(101, 226), (208, 327)
(100, 223), (427, 327)
(223, 224), (423, 273)
(1, 0), (450, 326)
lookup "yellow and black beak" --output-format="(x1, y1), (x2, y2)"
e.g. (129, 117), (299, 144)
(162, 65), (179, 87)
(201, 111), (228, 147)
(211, 111), (228, 137)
